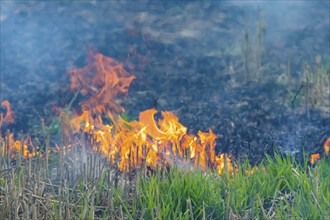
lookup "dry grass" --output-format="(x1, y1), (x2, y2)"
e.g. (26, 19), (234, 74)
(1, 138), (329, 219)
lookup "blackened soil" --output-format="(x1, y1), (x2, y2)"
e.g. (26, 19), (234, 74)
(1, 1), (329, 164)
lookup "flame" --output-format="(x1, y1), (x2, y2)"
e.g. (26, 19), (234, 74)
(1, 100), (15, 125)
(1, 52), (329, 175)
(309, 137), (330, 165)
(8, 134), (39, 158)
(245, 167), (258, 176)
(310, 153), (320, 165)
(324, 137), (330, 156)
(197, 130), (217, 169)
(0, 100), (15, 142)
(64, 52), (236, 173)
(68, 51), (135, 113)
(215, 153), (235, 175)
(0, 101), (42, 158)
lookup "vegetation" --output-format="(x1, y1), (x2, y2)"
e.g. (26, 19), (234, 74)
(0, 3), (329, 219)
(0, 143), (329, 219)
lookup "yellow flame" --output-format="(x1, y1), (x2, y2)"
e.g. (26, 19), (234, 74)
(310, 153), (320, 165)
(324, 138), (330, 156)
(0, 53), (236, 174)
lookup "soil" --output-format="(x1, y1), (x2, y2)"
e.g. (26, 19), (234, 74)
(1, 1), (329, 164)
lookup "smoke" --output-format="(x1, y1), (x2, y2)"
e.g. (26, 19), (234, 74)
(0, 1), (329, 157)
(231, 1), (329, 59)
(1, 1), (328, 89)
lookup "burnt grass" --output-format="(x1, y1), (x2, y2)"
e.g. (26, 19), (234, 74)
(1, 1), (330, 165)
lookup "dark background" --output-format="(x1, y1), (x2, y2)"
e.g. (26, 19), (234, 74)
(1, 1), (329, 163)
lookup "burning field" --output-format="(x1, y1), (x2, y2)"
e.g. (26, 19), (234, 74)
(1, 51), (235, 174)
(1, 1), (330, 219)
(0, 51), (329, 219)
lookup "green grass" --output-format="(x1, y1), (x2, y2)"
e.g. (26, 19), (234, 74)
(0, 145), (329, 219)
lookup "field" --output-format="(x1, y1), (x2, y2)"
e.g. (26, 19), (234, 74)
(1, 2), (329, 219)
(0, 143), (329, 219)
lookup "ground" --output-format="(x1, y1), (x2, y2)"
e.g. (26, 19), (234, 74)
(1, 1), (329, 164)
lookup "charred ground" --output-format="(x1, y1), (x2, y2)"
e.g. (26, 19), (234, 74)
(1, 1), (329, 164)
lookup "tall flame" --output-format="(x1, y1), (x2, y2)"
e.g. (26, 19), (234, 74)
(68, 51), (135, 113)
(66, 52), (234, 173)
(2, 52), (327, 174)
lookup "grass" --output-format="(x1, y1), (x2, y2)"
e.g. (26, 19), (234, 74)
(0, 142), (329, 219)
(1, 4), (329, 219)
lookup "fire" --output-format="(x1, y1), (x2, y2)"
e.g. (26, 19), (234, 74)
(245, 167), (258, 176)
(66, 52), (235, 173)
(0, 103), (38, 158)
(12, 135), (40, 158)
(0, 100), (15, 142)
(324, 138), (330, 157)
(309, 138), (330, 165)
(68, 51), (135, 113)
(0, 100), (15, 127)
(0, 100), (41, 159)
(310, 153), (320, 165)
(215, 153), (235, 175)
(1, 51), (327, 174)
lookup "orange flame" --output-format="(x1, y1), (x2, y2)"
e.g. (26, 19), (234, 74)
(1, 100), (15, 125)
(310, 153), (320, 165)
(2, 52), (328, 174)
(324, 138), (330, 156)
(66, 52), (235, 173)
(68, 51), (135, 113)
(9, 134), (39, 158)
(0, 52), (236, 174)
(245, 167), (258, 176)
(309, 137), (330, 165)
